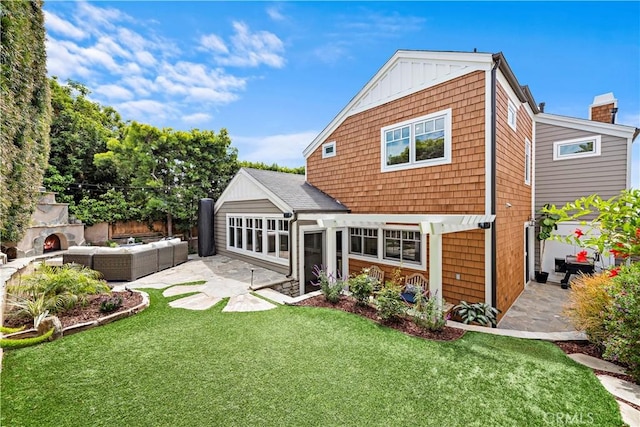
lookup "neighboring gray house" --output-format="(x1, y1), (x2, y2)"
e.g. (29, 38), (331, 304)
(214, 168), (348, 293)
(534, 93), (639, 275)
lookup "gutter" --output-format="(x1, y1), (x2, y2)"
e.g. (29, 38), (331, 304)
(490, 56), (500, 317)
(286, 212), (298, 278)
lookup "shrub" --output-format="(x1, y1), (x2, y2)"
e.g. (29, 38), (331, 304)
(453, 301), (501, 327)
(312, 265), (343, 304)
(376, 280), (405, 322)
(7, 264), (110, 323)
(563, 272), (612, 346)
(100, 295), (123, 313)
(413, 291), (448, 332)
(602, 263), (640, 383)
(348, 272), (374, 305)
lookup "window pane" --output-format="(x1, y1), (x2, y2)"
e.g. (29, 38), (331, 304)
(246, 228), (253, 251)
(393, 129), (401, 140)
(415, 123), (423, 134)
(236, 226), (242, 247)
(268, 234), (276, 257)
(364, 236), (377, 256)
(255, 230), (262, 252)
(386, 138), (410, 165)
(385, 237), (401, 259)
(559, 141), (594, 156)
(350, 235), (362, 254)
(401, 126), (410, 138)
(229, 226), (235, 247)
(279, 234), (289, 260)
(416, 131), (445, 161)
(402, 239), (420, 262)
(434, 117), (444, 130)
(386, 131), (393, 142)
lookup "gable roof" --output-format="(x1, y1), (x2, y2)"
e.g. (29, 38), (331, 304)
(536, 112), (640, 141)
(215, 168), (349, 213)
(302, 49), (538, 159)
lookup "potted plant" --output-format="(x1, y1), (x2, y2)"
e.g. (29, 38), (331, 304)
(535, 206), (561, 283)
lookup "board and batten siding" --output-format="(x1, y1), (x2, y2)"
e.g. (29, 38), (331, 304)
(214, 199), (288, 274)
(535, 122), (628, 212)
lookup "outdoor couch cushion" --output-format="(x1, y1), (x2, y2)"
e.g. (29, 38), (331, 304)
(63, 246), (98, 269)
(92, 245), (158, 281)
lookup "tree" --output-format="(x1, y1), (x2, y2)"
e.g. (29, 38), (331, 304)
(95, 123), (239, 235)
(44, 78), (124, 207)
(0, 0), (51, 242)
(238, 160), (304, 175)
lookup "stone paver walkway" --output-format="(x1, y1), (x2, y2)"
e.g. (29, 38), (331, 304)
(113, 254), (288, 312)
(498, 280), (575, 332)
(568, 353), (640, 426)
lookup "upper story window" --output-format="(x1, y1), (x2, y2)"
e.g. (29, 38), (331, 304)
(507, 100), (517, 131)
(524, 138), (531, 186)
(381, 109), (452, 172)
(322, 141), (336, 158)
(553, 135), (601, 161)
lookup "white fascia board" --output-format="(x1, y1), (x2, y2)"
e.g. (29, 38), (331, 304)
(214, 169), (293, 214)
(536, 113), (637, 139)
(302, 51), (494, 159)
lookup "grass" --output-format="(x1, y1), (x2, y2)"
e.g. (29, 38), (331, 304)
(1, 288), (622, 427)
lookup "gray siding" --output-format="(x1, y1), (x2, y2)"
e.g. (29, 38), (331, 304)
(215, 199), (288, 274)
(535, 122), (628, 212)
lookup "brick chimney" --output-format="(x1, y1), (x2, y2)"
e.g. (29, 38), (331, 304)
(589, 92), (618, 124)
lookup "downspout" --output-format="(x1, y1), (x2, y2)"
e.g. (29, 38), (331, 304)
(490, 57), (500, 317)
(286, 212), (298, 278)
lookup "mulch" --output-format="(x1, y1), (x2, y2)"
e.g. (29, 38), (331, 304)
(3, 290), (143, 330)
(294, 294), (465, 341)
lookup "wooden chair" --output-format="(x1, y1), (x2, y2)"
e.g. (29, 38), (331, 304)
(402, 273), (429, 303)
(365, 265), (384, 287)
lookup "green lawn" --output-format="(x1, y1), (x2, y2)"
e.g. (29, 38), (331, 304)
(1, 288), (622, 427)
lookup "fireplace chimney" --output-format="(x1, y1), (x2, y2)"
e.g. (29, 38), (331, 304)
(589, 93), (618, 124)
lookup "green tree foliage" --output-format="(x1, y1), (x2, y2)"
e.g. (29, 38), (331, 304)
(0, 0), (51, 242)
(95, 122), (238, 235)
(239, 160), (304, 175)
(44, 78), (124, 206)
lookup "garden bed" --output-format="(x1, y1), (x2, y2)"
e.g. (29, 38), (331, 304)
(294, 294), (465, 341)
(3, 290), (143, 330)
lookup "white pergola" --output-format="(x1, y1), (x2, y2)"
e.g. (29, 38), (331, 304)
(297, 213), (496, 307)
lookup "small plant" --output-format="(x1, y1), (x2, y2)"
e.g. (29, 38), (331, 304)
(453, 301), (501, 327)
(376, 280), (405, 322)
(100, 295), (123, 313)
(413, 291), (449, 332)
(312, 265), (343, 304)
(602, 262), (640, 383)
(348, 272), (375, 305)
(563, 272), (612, 346)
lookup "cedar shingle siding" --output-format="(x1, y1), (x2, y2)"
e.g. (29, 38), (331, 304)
(308, 71), (489, 305)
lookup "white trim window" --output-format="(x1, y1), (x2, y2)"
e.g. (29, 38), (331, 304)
(322, 141), (336, 158)
(349, 227), (378, 257)
(227, 215), (289, 264)
(524, 138), (531, 185)
(381, 108), (452, 172)
(507, 99), (517, 131)
(384, 230), (421, 264)
(553, 135), (601, 161)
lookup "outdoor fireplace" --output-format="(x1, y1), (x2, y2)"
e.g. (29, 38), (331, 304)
(1, 188), (85, 259)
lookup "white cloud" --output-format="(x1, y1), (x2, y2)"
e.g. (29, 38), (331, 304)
(200, 34), (228, 54)
(122, 76), (155, 96)
(46, 37), (92, 78)
(266, 5), (286, 22)
(212, 21), (285, 68)
(232, 131), (316, 167)
(182, 112), (212, 124)
(116, 100), (175, 123)
(44, 11), (86, 40)
(94, 84), (134, 101)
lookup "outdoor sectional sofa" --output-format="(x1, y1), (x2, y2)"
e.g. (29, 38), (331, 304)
(63, 238), (188, 281)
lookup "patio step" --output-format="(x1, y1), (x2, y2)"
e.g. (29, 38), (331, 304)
(254, 288), (294, 305)
(223, 294), (276, 312)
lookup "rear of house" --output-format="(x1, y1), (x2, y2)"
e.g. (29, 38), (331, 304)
(534, 94), (638, 278)
(211, 50), (638, 319)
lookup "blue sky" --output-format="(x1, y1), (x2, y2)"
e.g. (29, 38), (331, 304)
(43, 1), (639, 185)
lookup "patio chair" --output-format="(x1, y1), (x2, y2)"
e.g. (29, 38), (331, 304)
(365, 265), (384, 290)
(402, 273), (429, 304)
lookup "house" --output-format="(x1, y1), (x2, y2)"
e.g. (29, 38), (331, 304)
(215, 50), (638, 316)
